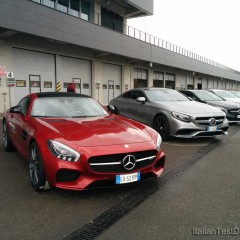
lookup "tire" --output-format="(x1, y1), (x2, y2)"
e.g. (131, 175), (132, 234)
(29, 141), (47, 191)
(153, 115), (171, 141)
(2, 120), (15, 152)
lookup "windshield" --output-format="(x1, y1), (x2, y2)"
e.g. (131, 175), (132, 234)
(194, 91), (224, 101)
(31, 96), (109, 118)
(145, 89), (189, 102)
(230, 91), (240, 97)
(214, 90), (238, 98)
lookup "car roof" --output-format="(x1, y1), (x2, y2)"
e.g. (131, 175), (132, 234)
(181, 90), (209, 93)
(209, 89), (225, 92)
(129, 87), (175, 91)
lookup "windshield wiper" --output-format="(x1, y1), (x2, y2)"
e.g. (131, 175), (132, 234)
(31, 115), (49, 118)
(71, 115), (98, 118)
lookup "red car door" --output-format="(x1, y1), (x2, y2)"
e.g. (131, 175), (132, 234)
(10, 97), (31, 155)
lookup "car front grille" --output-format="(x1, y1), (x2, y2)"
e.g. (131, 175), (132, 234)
(88, 150), (157, 173)
(229, 109), (240, 116)
(195, 116), (225, 126)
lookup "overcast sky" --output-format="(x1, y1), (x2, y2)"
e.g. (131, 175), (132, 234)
(127, 0), (240, 71)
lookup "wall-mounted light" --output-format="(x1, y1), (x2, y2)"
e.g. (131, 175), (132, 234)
(149, 62), (153, 68)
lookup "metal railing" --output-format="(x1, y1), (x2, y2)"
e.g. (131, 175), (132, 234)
(30, 0), (240, 75)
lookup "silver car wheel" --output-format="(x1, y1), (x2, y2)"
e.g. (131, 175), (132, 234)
(29, 142), (46, 190)
(2, 122), (7, 149)
(2, 121), (14, 151)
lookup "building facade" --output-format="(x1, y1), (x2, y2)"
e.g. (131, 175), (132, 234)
(0, 0), (240, 114)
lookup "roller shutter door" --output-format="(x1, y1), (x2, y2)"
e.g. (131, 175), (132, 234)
(56, 56), (91, 96)
(102, 63), (122, 106)
(13, 48), (55, 105)
(134, 68), (148, 88)
(153, 71), (164, 88)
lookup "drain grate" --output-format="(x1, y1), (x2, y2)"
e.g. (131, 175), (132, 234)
(64, 138), (221, 240)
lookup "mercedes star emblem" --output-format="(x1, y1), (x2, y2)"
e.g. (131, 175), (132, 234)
(122, 155), (136, 171)
(209, 118), (216, 126)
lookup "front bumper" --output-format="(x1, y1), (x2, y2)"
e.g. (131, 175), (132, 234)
(41, 142), (165, 190)
(226, 114), (240, 123)
(169, 116), (229, 138)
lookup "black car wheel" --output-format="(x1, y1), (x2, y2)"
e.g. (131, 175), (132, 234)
(29, 141), (47, 191)
(2, 120), (14, 152)
(153, 115), (170, 141)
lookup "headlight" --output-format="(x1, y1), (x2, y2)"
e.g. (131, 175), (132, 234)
(156, 133), (162, 151)
(47, 140), (80, 162)
(172, 112), (191, 122)
(218, 107), (228, 114)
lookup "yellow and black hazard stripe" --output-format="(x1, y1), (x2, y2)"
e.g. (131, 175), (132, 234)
(56, 82), (61, 92)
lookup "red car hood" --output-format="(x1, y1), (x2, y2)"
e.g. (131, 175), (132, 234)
(37, 116), (152, 147)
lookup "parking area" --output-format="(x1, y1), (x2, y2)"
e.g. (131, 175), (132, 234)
(1, 120), (240, 239)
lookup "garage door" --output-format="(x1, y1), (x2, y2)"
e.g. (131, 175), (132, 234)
(102, 63), (122, 106)
(13, 48), (55, 105)
(153, 71), (164, 88)
(57, 56), (91, 96)
(133, 68), (147, 88)
(202, 79), (208, 89)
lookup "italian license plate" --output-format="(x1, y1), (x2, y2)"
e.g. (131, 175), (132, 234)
(207, 126), (217, 132)
(116, 172), (140, 184)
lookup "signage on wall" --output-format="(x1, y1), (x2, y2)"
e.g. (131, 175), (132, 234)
(0, 66), (7, 76)
(7, 72), (14, 78)
(96, 83), (100, 89)
(7, 78), (15, 87)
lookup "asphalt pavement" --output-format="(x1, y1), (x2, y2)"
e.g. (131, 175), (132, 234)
(96, 125), (240, 240)
(1, 115), (240, 239)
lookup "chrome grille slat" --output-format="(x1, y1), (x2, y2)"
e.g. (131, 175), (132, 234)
(88, 150), (157, 173)
(89, 161), (121, 166)
(229, 109), (240, 115)
(195, 116), (225, 126)
(89, 155), (156, 166)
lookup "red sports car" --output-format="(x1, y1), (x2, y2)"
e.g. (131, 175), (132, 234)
(2, 92), (165, 191)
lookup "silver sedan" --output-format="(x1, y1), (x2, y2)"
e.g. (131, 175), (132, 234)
(109, 88), (229, 140)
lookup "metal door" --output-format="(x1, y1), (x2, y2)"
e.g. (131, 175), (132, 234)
(108, 80), (114, 103)
(73, 78), (81, 94)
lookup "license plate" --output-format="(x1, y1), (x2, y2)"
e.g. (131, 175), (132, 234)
(237, 115), (240, 118)
(207, 126), (217, 132)
(116, 172), (140, 184)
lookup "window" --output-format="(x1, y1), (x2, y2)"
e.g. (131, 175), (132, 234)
(69, 0), (79, 16)
(101, 7), (123, 33)
(70, 0), (79, 11)
(131, 91), (145, 100)
(81, 0), (90, 20)
(18, 97), (30, 116)
(122, 91), (132, 99)
(134, 68), (147, 80)
(57, 0), (69, 13)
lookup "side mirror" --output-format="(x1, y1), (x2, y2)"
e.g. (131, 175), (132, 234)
(191, 97), (199, 101)
(107, 105), (118, 114)
(10, 106), (22, 113)
(136, 97), (146, 103)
